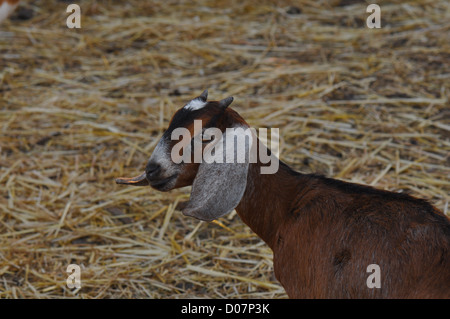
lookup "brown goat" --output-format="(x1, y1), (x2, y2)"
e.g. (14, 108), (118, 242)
(116, 90), (450, 298)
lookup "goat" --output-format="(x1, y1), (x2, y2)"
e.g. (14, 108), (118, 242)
(0, 0), (19, 23)
(116, 90), (450, 298)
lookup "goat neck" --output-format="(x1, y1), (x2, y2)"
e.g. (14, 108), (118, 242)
(236, 153), (304, 249)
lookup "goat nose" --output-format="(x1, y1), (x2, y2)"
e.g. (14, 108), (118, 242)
(145, 162), (161, 178)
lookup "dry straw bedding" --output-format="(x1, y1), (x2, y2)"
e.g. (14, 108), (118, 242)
(0, 0), (449, 298)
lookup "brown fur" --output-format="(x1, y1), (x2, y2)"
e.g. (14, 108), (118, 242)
(236, 159), (450, 298)
(230, 110), (450, 298)
(180, 105), (450, 298)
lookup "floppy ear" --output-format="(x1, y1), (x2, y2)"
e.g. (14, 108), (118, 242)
(182, 125), (253, 221)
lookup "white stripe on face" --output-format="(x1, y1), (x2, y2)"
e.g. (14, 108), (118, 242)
(184, 98), (206, 111)
(0, 1), (19, 23)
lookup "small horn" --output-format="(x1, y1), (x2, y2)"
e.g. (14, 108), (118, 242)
(219, 96), (234, 109)
(199, 89), (208, 102)
(115, 172), (149, 186)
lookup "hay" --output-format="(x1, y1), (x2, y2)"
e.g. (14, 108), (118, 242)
(0, 0), (449, 298)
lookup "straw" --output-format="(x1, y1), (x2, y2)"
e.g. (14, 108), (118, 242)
(0, 0), (448, 299)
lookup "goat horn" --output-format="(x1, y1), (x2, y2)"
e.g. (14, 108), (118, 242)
(115, 172), (149, 186)
(219, 96), (234, 108)
(199, 89), (208, 102)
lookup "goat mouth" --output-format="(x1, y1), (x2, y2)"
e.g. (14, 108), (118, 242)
(149, 174), (177, 190)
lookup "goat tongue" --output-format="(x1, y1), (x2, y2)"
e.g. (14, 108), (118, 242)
(115, 172), (149, 186)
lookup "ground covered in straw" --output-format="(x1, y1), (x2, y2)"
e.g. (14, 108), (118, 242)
(0, 0), (449, 298)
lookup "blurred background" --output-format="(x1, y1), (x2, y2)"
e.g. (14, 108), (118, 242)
(0, 0), (448, 298)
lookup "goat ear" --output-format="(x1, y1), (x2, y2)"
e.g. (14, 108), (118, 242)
(182, 125), (253, 221)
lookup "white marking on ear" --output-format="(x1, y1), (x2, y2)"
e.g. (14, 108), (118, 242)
(0, 1), (19, 23)
(184, 98), (207, 111)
